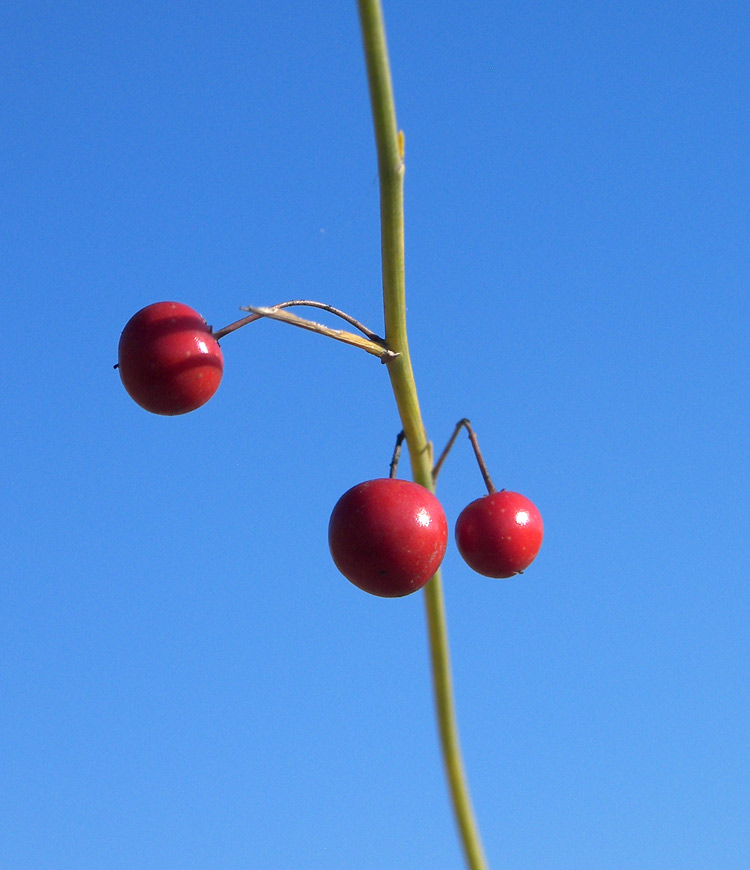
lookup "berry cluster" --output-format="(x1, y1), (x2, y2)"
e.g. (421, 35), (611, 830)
(117, 302), (543, 597)
(329, 480), (542, 597)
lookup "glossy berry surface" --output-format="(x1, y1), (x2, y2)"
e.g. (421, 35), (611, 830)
(455, 490), (543, 578)
(328, 478), (448, 598)
(118, 301), (224, 415)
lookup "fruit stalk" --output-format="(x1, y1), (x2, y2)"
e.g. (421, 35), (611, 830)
(357, 2), (489, 868)
(433, 418), (498, 493)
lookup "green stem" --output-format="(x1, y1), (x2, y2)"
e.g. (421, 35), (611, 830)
(357, 3), (489, 868)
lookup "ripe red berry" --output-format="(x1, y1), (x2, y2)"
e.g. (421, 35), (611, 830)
(118, 301), (224, 415)
(328, 478), (448, 598)
(455, 490), (543, 578)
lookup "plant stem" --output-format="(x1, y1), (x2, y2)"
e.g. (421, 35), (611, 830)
(213, 299), (386, 342)
(388, 430), (406, 478)
(357, 3), (489, 868)
(240, 305), (397, 361)
(433, 419), (498, 494)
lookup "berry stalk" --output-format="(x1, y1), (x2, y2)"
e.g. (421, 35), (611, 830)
(433, 418), (498, 494)
(357, 2), (489, 868)
(212, 299), (398, 361)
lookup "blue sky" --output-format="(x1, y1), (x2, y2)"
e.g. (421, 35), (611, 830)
(1, 1), (748, 867)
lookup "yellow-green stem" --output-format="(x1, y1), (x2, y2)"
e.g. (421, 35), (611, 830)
(357, 2), (489, 868)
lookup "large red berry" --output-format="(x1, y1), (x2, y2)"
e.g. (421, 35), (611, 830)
(328, 478), (448, 598)
(118, 301), (224, 415)
(455, 490), (543, 578)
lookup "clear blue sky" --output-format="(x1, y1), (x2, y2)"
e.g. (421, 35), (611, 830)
(2, 1), (748, 867)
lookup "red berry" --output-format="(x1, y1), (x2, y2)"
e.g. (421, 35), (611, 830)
(455, 490), (543, 578)
(118, 301), (224, 415)
(328, 478), (448, 598)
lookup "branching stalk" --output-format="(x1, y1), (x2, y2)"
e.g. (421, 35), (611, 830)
(357, 2), (489, 868)
(241, 305), (397, 361)
(211, 299), (397, 360)
(433, 419), (497, 493)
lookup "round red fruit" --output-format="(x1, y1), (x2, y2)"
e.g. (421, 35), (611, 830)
(118, 301), (224, 415)
(455, 490), (543, 578)
(328, 478), (448, 598)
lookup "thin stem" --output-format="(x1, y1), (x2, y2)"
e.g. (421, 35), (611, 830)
(388, 430), (406, 478)
(432, 420), (465, 483)
(434, 419), (497, 494)
(210, 311), (262, 341)
(464, 421), (497, 494)
(212, 299), (383, 341)
(241, 305), (398, 361)
(357, 3), (489, 869)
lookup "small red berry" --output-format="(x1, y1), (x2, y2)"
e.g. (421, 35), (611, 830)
(455, 490), (543, 578)
(118, 301), (224, 415)
(328, 478), (448, 598)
